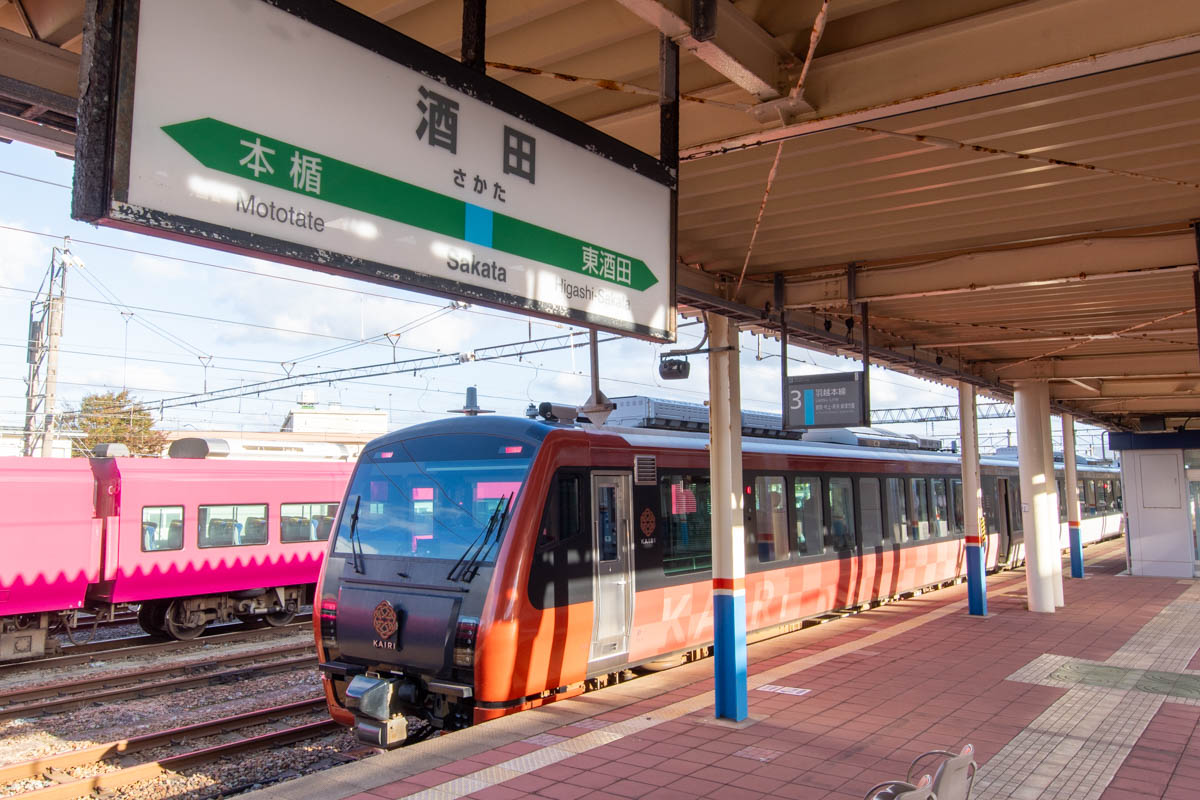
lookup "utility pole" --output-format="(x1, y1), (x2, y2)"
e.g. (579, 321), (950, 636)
(24, 241), (72, 457)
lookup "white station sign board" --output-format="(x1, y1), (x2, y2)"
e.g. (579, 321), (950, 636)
(74, 0), (676, 341)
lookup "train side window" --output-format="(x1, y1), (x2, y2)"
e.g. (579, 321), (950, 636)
(950, 479), (964, 534)
(794, 477), (823, 557)
(886, 478), (908, 543)
(198, 503), (269, 547)
(908, 478), (929, 540)
(931, 479), (949, 538)
(660, 474), (712, 575)
(1097, 480), (1111, 512)
(859, 478), (883, 549)
(1056, 478), (1067, 522)
(828, 477), (856, 551)
(280, 502), (340, 542)
(142, 506), (184, 552)
(1085, 479), (1097, 517)
(748, 476), (788, 563)
(537, 474), (582, 552)
(1113, 479), (1123, 510)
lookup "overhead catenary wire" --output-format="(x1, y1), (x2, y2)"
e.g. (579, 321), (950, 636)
(0, 284), (424, 353)
(283, 302), (463, 366)
(0, 221), (555, 327)
(69, 260), (210, 360)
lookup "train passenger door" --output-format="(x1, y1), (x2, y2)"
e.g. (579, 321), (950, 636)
(995, 478), (1015, 565)
(589, 472), (634, 671)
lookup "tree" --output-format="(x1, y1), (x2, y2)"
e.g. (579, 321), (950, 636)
(69, 390), (168, 457)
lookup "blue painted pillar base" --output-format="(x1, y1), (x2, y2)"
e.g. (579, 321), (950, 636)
(1069, 524), (1084, 578)
(713, 590), (748, 721)
(967, 544), (987, 616)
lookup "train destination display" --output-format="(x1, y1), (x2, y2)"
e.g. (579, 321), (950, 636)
(784, 372), (867, 429)
(73, 0), (676, 342)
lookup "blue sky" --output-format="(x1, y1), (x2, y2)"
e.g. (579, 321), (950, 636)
(0, 139), (1106, 455)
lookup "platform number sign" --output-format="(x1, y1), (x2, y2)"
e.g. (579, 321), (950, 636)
(784, 373), (867, 429)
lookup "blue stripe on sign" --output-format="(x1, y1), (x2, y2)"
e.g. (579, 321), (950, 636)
(464, 203), (493, 248)
(804, 389), (815, 426)
(713, 592), (748, 721)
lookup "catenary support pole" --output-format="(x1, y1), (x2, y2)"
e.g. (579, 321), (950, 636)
(1063, 414), (1084, 578)
(1038, 390), (1064, 606)
(708, 313), (748, 721)
(959, 382), (987, 615)
(39, 261), (65, 458)
(1014, 380), (1055, 612)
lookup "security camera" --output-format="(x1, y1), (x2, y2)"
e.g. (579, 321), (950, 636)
(659, 359), (691, 380)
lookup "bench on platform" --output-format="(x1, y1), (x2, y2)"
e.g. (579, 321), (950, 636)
(864, 744), (976, 800)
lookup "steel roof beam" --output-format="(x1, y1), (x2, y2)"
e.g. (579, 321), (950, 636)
(0, 26), (77, 98)
(1062, 397), (1200, 413)
(987, 352), (1200, 381)
(0, 113), (73, 154)
(681, 0), (1200, 160)
(612, 0), (798, 105)
(775, 234), (1198, 309)
(1053, 377), (1200, 399)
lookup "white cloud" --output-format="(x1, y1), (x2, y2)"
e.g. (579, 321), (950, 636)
(127, 250), (188, 279)
(0, 221), (46, 287)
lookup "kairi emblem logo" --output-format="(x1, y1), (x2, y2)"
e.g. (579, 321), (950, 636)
(372, 600), (399, 650)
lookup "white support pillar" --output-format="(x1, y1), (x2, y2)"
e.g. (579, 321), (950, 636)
(1038, 391), (1064, 606)
(708, 314), (747, 720)
(1014, 381), (1056, 613)
(959, 382), (986, 615)
(1063, 415), (1085, 578)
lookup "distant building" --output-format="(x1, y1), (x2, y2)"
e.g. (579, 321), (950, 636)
(281, 405), (389, 436)
(163, 403), (390, 461)
(0, 426), (84, 458)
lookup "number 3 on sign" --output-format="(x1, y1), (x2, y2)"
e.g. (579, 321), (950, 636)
(789, 389), (803, 410)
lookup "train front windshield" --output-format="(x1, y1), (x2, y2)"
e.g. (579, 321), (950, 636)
(331, 434), (533, 562)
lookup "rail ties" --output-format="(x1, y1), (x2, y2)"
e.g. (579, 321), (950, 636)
(0, 699), (337, 800)
(0, 644), (316, 721)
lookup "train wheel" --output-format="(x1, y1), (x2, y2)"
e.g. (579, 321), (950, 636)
(163, 601), (206, 641)
(137, 602), (168, 637)
(263, 610), (296, 627)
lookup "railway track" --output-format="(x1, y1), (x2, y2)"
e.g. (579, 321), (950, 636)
(0, 617), (313, 676)
(0, 698), (339, 800)
(0, 643), (317, 721)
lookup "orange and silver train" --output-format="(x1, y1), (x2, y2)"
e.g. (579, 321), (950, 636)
(313, 400), (1122, 747)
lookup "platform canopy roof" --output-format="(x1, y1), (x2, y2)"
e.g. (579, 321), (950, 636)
(2, 0), (1199, 431)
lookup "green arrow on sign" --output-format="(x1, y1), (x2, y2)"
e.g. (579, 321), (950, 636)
(161, 117), (658, 292)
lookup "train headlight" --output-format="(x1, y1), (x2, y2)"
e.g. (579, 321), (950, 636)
(453, 617), (479, 667)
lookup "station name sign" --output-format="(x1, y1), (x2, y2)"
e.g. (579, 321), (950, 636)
(784, 372), (867, 429)
(74, 0), (676, 341)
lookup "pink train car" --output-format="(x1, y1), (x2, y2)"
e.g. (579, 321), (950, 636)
(0, 457), (353, 660)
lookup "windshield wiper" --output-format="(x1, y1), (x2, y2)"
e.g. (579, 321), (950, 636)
(348, 495), (365, 574)
(463, 494), (512, 584)
(446, 494), (509, 583)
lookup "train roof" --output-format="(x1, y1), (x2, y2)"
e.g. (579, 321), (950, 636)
(360, 409), (1117, 474)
